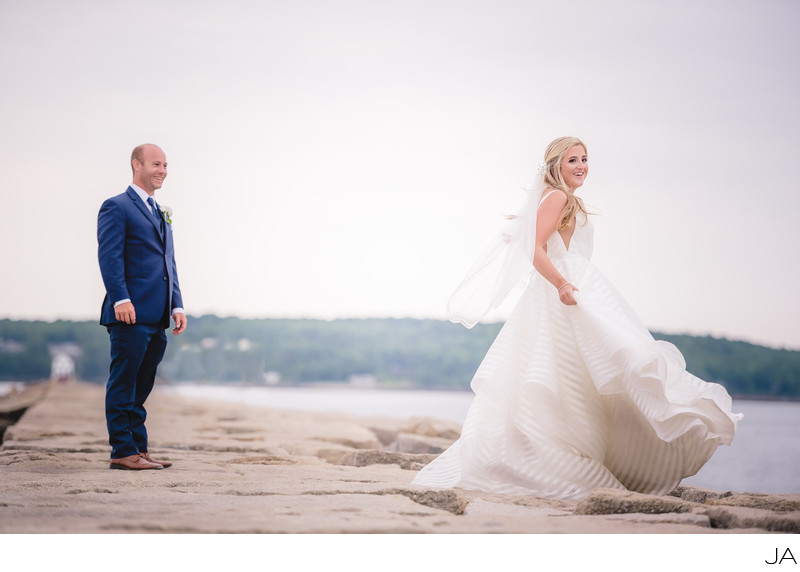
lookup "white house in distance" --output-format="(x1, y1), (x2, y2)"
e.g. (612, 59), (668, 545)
(48, 343), (81, 382)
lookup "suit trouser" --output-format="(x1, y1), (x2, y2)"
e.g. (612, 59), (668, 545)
(105, 323), (167, 458)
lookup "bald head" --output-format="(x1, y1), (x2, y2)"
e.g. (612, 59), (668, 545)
(130, 144), (167, 195)
(131, 144), (163, 174)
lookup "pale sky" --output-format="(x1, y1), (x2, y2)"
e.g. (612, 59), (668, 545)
(1, 0), (798, 349)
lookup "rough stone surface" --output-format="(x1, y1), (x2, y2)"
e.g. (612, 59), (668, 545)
(464, 499), (572, 518)
(1, 381), (798, 534)
(389, 432), (454, 454)
(702, 505), (800, 533)
(669, 484), (733, 504)
(706, 492), (800, 513)
(575, 488), (696, 515)
(403, 417), (462, 441)
(339, 449), (438, 470)
(367, 426), (401, 446)
(602, 511), (712, 527)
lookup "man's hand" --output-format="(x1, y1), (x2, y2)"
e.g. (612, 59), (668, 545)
(114, 302), (136, 324)
(172, 312), (187, 335)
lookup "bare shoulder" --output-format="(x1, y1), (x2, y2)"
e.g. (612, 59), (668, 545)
(539, 187), (567, 209)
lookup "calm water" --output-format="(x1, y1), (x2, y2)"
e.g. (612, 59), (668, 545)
(166, 384), (799, 495)
(0, 382), (28, 397)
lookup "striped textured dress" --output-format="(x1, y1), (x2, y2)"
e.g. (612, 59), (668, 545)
(412, 207), (742, 499)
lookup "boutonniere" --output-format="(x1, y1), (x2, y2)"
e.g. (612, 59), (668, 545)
(160, 205), (173, 225)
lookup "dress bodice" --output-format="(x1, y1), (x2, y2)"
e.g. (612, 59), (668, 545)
(545, 211), (594, 264)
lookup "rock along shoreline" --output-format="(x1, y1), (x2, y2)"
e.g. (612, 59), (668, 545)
(1, 381), (798, 534)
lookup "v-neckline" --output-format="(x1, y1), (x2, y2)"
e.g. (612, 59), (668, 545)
(557, 225), (575, 252)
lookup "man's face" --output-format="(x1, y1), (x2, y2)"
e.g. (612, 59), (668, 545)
(133, 145), (167, 194)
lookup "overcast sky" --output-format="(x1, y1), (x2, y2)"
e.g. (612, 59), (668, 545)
(1, 0), (798, 349)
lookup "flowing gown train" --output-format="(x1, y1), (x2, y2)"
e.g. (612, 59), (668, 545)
(412, 209), (742, 499)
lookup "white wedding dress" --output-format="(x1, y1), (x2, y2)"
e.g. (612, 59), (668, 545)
(413, 202), (742, 499)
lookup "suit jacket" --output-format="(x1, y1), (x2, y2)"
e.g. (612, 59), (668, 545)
(98, 186), (183, 328)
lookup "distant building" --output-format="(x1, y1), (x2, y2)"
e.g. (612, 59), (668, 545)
(348, 374), (377, 388)
(262, 371), (281, 386)
(48, 343), (81, 382)
(50, 353), (75, 381)
(0, 339), (25, 353)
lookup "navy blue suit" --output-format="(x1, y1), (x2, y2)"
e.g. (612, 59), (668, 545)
(98, 186), (183, 458)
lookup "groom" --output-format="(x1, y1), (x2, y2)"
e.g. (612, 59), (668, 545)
(97, 143), (187, 470)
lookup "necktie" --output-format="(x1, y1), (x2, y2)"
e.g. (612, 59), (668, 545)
(147, 197), (164, 237)
(147, 197), (158, 218)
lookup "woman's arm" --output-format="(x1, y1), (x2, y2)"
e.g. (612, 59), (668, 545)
(532, 191), (579, 305)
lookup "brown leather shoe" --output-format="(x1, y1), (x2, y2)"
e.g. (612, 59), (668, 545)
(109, 454), (163, 470)
(141, 452), (172, 468)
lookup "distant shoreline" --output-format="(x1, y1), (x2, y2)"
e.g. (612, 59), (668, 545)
(3, 316), (798, 400)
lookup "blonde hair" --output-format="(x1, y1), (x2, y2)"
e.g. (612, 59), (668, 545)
(541, 136), (589, 229)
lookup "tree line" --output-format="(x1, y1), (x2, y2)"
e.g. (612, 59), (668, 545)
(1, 316), (798, 399)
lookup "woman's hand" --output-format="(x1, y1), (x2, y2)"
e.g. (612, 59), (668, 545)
(558, 283), (579, 306)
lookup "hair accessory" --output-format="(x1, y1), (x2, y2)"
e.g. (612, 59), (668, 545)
(537, 163), (547, 177)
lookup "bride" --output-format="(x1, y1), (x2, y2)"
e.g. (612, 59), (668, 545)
(412, 136), (742, 499)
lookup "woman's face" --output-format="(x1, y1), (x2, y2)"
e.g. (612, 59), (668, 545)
(559, 144), (588, 190)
